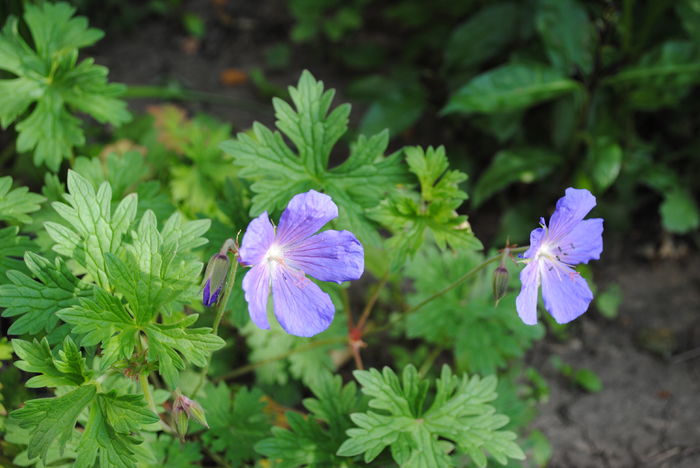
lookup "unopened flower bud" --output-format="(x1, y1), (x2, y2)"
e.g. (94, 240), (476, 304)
(202, 253), (230, 307)
(492, 265), (509, 305)
(173, 403), (189, 439)
(172, 390), (208, 440)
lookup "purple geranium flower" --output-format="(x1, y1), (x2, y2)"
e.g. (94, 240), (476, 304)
(238, 190), (364, 337)
(516, 188), (603, 325)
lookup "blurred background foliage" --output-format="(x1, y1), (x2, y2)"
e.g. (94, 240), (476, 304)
(1, 0), (699, 245)
(279, 0), (700, 245)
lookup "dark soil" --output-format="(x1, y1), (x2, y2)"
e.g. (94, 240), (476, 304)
(89, 3), (700, 466)
(531, 249), (700, 467)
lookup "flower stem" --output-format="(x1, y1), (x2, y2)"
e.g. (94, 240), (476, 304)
(139, 373), (158, 414)
(356, 271), (389, 331)
(418, 347), (443, 377)
(139, 373), (174, 433)
(405, 247), (526, 316)
(193, 256), (238, 395)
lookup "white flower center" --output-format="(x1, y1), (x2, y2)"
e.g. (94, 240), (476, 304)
(537, 242), (554, 261)
(264, 243), (285, 265)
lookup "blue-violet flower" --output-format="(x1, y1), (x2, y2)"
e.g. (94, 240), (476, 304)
(238, 190), (364, 337)
(516, 188), (603, 325)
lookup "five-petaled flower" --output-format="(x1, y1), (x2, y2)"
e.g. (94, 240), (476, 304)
(238, 190), (364, 337)
(516, 188), (603, 325)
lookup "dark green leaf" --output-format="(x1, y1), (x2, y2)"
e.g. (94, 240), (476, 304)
(444, 63), (581, 115)
(472, 148), (562, 207)
(0, 226), (35, 279)
(444, 3), (520, 70)
(535, 0), (594, 75)
(587, 136), (622, 192)
(604, 41), (700, 110)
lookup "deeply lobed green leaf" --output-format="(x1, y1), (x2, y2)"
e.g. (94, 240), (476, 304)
(337, 365), (525, 467)
(220, 70), (409, 246)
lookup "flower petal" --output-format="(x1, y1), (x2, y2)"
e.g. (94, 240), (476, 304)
(548, 188), (597, 241)
(276, 190), (338, 246)
(555, 218), (603, 264)
(540, 260), (593, 324)
(202, 279), (212, 306)
(285, 230), (364, 283)
(239, 211), (275, 266)
(271, 265), (334, 337)
(242, 264), (271, 330)
(521, 226), (545, 259)
(516, 262), (540, 325)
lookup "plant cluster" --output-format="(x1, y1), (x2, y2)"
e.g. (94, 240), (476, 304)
(0, 2), (629, 468)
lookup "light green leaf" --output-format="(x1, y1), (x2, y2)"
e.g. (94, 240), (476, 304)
(46, 170), (137, 289)
(369, 146), (482, 268)
(337, 365), (524, 467)
(12, 336), (91, 388)
(535, 0), (594, 75)
(596, 284), (622, 319)
(660, 188), (700, 234)
(405, 246), (543, 375)
(0, 176), (45, 224)
(22, 2), (103, 60)
(443, 63), (581, 115)
(57, 288), (138, 366)
(145, 318), (225, 387)
(11, 384), (97, 461)
(220, 70), (409, 246)
(255, 371), (367, 468)
(106, 210), (209, 323)
(201, 384), (272, 466)
(0, 252), (90, 335)
(75, 391), (158, 468)
(15, 89), (85, 170)
(472, 148), (562, 207)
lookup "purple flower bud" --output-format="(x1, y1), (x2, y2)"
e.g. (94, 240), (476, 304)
(202, 253), (230, 307)
(172, 390), (208, 440)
